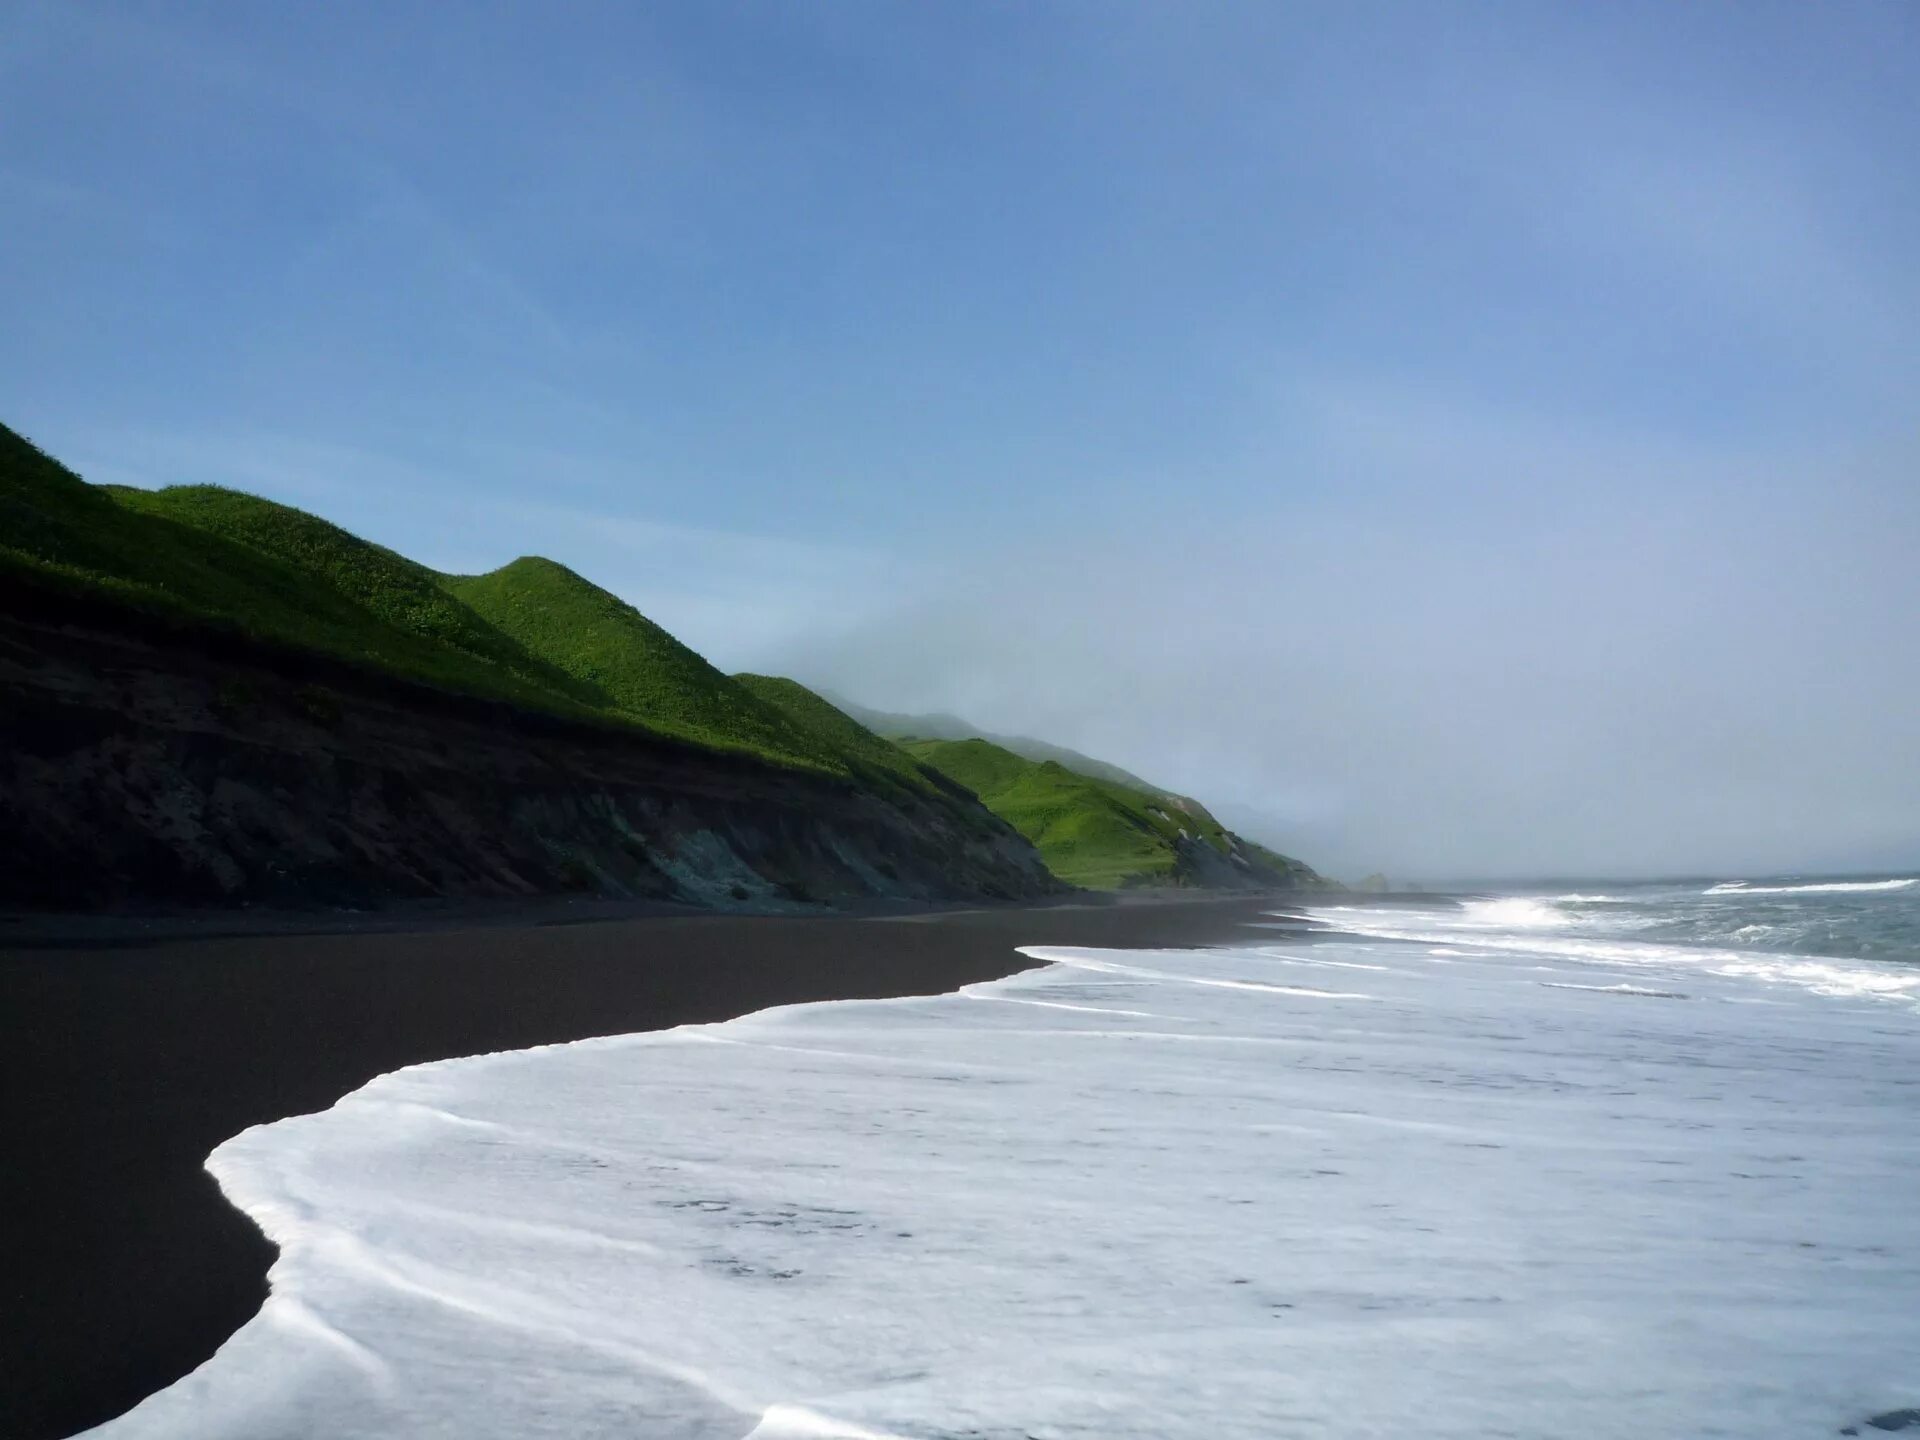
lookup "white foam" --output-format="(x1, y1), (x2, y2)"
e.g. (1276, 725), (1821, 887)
(1315, 904), (1920, 1004)
(90, 936), (1920, 1440)
(743, 1405), (914, 1439)
(1707, 878), (1917, 895)
(1456, 897), (1572, 928)
(1025, 946), (1375, 1000)
(1313, 898), (1573, 930)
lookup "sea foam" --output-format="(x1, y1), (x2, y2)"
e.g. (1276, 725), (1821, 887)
(1707, 878), (1917, 895)
(91, 923), (1920, 1439)
(1319, 898), (1920, 1004)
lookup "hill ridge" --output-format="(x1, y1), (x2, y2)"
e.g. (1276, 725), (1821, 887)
(898, 734), (1330, 892)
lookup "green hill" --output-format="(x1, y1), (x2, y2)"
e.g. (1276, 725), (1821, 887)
(853, 704), (1327, 889)
(732, 674), (1012, 825)
(734, 674), (931, 784)
(443, 559), (829, 771)
(1, 423), (826, 774)
(0, 426), (594, 716)
(110, 484), (612, 714)
(841, 700), (1193, 803)
(900, 735), (1301, 889)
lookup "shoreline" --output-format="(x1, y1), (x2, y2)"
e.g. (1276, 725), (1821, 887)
(0, 883), (1276, 951)
(0, 891), (1304, 1440)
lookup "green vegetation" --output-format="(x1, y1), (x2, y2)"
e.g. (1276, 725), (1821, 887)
(733, 674), (1001, 823)
(1, 421), (828, 773)
(895, 733), (1328, 889)
(844, 701), (1188, 800)
(858, 705), (1330, 890)
(901, 736), (1238, 888)
(444, 559), (828, 770)
(735, 675), (938, 787)
(111, 485), (610, 712)
(0, 426), (587, 713)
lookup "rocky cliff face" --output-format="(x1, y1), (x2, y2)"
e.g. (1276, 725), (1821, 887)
(1173, 833), (1336, 892)
(0, 603), (1058, 912)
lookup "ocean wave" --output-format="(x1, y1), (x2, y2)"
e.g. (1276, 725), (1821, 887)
(93, 936), (1920, 1439)
(1456, 898), (1570, 929)
(1310, 908), (1920, 1004)
(1705, 878), (1916, 896)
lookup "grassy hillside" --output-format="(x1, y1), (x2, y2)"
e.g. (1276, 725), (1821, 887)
(900, 735), (1330, 890)
(444, 559), (829, 771)
(734, 675), (930, 783)
(843, 701), (1182, 800)
(854, 703), (1335, 889)
(0, 427), (592, 715)
(734, 675), (1011, 825)
(901, 737), (1212, 888)
(111, 485), (611, 713)
(2, 422), (824, 773)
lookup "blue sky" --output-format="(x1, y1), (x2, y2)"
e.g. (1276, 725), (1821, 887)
(5, 2), (1917, 876)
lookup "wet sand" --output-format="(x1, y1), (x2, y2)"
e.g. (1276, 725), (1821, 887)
(0, 892), (1299, 1439)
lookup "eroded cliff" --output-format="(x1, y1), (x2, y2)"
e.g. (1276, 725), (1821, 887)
(0, 596), (1058, 912)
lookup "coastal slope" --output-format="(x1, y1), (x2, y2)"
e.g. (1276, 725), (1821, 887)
(0, 423), (1056, 910)
(849, 702), (1333, 893)
(900, 735), (1332, 891)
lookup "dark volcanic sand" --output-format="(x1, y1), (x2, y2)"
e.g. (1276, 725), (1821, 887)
(0, 893), (1292, 1439)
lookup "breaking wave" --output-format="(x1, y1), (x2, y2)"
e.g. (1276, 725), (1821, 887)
(1453, 898), (1571, 928)
(1312, 894), (1920, 1004)
(1706, 878), (1916, 896)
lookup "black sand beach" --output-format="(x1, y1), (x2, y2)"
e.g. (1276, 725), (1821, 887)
(0, 893), (1291, 1439)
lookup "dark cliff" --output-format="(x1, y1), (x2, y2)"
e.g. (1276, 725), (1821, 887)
(0, 595), (1058, 913)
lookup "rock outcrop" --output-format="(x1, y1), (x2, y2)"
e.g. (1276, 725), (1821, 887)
(0, 594), (1057, 912)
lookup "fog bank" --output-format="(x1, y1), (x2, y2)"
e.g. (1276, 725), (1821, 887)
(777, 443), (1920, 882)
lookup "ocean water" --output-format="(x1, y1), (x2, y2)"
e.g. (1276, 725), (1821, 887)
(1317, 874), (1920, 999)
(93, 880), (1920, 1439)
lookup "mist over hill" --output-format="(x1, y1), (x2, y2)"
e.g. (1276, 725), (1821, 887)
(816, 700), (1328, 891)
(832, 701), (1173, 799)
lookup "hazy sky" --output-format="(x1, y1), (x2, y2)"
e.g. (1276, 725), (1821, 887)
(5, 2), (1917, 878)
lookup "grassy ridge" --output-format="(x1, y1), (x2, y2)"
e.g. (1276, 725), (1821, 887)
(1, 422), (827, 773)
(843, 701), (1248, 836)
(900, 737), (1209, 888)
(734, 675), (939, 786)
(112, 485), (610, 713)
(444, 559), (830, 771)
(0, 427), (586, 713)
(733, 674), (1014, 829)
(899, 734), (1328, 889)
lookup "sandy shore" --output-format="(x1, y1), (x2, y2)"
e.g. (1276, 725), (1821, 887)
(0, 891), (1302, 1439)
